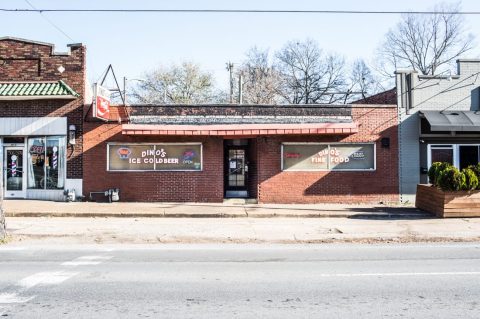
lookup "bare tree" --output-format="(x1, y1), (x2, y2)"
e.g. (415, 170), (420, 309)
(133, 62), (219, 104)
(377, 2), (475, 76)
(236, 47), (282, 104)
(343, 59), (380, 103)
(274, 39), (346, 104)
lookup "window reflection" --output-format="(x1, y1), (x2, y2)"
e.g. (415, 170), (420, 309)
(27, 136), (65, 189)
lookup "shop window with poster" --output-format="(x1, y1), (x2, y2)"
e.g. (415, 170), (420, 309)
(27, 136), (66, 189)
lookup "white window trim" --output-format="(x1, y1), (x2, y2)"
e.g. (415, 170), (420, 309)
(26, 136), (67, 191)
(427, 143), (480, 170)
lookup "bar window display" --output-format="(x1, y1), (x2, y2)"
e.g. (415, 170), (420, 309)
(27, 136), (66, 189)
(282, 143), (376, 171)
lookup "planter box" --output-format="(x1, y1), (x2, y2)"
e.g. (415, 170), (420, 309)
(416, 184), (480, 218)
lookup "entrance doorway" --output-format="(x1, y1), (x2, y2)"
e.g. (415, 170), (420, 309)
(3, 147), (26, 198)
(224, 143), (249, 198)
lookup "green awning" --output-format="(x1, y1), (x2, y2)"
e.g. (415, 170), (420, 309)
(0, 80), (79, 100)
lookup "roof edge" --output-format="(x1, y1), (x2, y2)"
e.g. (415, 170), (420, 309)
(128, 103), (353, 108)
(0, 36), (83, 55)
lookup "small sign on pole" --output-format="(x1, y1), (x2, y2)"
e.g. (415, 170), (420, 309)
(93, 84), (111, 121)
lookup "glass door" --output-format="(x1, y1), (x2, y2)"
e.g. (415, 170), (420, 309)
(4, 147), (26, 198)
(225, 147), (248, 197)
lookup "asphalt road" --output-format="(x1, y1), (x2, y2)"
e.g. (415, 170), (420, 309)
(0, 243), (479, 318)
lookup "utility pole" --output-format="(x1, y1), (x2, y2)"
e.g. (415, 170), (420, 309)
(226, 62), (234, 103)
(0, 167), (5, 240)
(238, 74), (243, 105)
(123, 77), (128, 106)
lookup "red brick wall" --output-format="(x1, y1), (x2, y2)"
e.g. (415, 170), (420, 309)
(257, 105), (399, 204)
(83, 111), (224, 202)
(0, 39), (86, 179)
(84, 105), (397, 203)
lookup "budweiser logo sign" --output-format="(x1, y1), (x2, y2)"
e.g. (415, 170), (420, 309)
(117, 147), (132, 159)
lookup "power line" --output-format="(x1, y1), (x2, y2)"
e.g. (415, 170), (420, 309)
(1, 8), (480, 15)
(23, 0), (75, 42)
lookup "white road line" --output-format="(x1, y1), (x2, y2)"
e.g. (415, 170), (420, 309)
(318, 271), (480, 277)
(0, 247), (26, 251)
(0, 292), (35, 304)
(18, 271), (79, 290)
(62, 255), (113, 266)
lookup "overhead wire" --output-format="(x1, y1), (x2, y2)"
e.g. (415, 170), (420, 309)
(1, 8), (480, 15)
(23, 0), (75, 42)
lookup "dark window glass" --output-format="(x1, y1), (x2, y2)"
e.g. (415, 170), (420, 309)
(459, 146), (479, 170)
(3, 137), (24, 144)
(431, 148), (454, 165)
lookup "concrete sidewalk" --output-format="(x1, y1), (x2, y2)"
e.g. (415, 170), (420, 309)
(5, 200), (478, 245)
(3, 200), (428, 219)
(3, 216), (480, 245)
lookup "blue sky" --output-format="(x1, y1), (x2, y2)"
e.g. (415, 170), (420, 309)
(1, 0), (480, 90)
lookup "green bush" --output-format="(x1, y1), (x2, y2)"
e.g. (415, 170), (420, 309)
(428, 162), (452, 186)
(438, 166), (465, 191)
(467, 164), (480, 189)
(461, 168), (479, 190)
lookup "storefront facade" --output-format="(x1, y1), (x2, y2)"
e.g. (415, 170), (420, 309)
(84, 104), (398, 204)
(0, 37), (85, 200)
(396, 60), (480, 202)
(1, 37), (398, 204)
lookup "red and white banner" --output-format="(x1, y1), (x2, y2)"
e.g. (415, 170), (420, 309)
(93, 84), (111, 121)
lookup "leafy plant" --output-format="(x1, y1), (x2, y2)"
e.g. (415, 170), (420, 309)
(428, 162), (452, 186)
(467, 164), (480, 189)
(461, 168), (479, 190)
(438, 166), (465, 191)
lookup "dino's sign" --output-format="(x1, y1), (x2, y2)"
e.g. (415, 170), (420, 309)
(107, 143), (202, 171)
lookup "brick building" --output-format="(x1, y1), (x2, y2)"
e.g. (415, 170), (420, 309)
(1, 37), (398, 204)
(84, 104), (398, 204)
(0, 37), (85, 200)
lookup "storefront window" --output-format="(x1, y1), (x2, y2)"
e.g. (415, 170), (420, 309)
(430, 146), (454, 165)
(459, 145), (479, 170)
(107, 143), (202, 171)
(282, 143), (376, 171)
(28, 137), (45, 189)
(27, 136), (65, 189)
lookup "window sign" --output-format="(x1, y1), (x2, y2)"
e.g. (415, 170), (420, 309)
(108, 143), (202, 171)
(282, 143), (375, 171)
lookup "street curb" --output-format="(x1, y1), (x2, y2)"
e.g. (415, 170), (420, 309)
(4, 211), (434, 219)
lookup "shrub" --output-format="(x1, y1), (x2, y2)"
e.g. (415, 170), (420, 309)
(467, 164), (480, 189)
(428, 162), (452, 186)
(438, 166), (465, 191)
(461, 168), (479, 190)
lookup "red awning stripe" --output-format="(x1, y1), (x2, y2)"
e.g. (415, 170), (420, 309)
(121, 122), (358, 136)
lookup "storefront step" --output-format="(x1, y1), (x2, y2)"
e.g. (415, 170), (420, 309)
(223, 198), (258, 205)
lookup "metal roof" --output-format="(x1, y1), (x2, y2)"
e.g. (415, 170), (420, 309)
(0, 80), (79, 100)
(130, 115), (353, 125)
(422, 111), (480, 131)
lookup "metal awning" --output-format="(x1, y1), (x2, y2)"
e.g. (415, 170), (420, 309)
(122, 122), (358, 136)
(0, 80), (79, 100)
(421, 111), (480, 132)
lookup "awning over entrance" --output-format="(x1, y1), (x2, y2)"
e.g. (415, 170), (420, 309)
(422, 111), (480, 132)
(122, 122), (358, 136)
